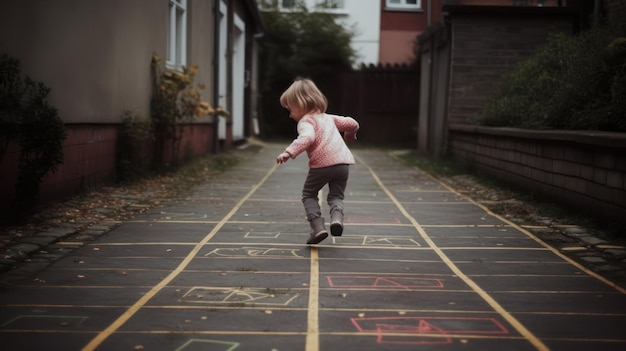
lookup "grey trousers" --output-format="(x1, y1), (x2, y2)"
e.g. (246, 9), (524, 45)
(302, 164), (349, 222)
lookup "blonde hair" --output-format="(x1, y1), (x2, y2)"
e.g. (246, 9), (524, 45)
(280, 78), (328, 113)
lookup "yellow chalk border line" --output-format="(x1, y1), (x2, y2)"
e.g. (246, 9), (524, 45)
(356, 153), (550, 351)
(81, 163), (280, 351)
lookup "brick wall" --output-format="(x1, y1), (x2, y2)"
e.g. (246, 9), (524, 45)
(604, 0), (626, 18)
(0, 123), (216, 222)
(446, 6), (577, 125)
(0, 125), (119, 219)
(448, 124), (626, 224)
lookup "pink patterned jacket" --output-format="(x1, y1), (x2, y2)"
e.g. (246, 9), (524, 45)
(285, 112), (359, 169)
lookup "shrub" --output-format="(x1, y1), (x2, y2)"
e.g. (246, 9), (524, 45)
(0, 53), (66, 220)
(116, 110), (154, 182)
(150, 54), (228, 167)
(474, 20), (626, 132)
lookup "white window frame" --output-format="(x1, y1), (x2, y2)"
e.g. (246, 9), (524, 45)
(316, 0), (348, 14)
(167, 0), (187, 68)
(385, 0), (421, 11)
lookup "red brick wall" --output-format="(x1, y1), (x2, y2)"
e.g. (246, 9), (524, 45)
(0, 123), (217, 222)
(42, 125), (118, 197)
(160, 124), (215, 164)
(0, 125), (119, 217)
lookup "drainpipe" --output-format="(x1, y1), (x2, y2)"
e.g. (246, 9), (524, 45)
(213, 0), (221, 153)
(427, 0), (432, 27)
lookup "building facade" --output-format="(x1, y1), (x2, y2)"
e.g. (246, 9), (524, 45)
(379, 0), (443, 65)
(268, 0), (382, 66)
(0, 0), (264, 219)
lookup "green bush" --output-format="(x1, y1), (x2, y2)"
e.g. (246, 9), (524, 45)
(474, 20), (626, 132)
(116, 110), (154, 182)
(0, 53), (66, 220)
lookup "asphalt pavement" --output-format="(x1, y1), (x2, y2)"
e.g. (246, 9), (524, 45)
(1, 142), (625, 351)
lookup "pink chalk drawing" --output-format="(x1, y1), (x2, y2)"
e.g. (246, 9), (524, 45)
(375, 320), (451, 345)
(326, 276), (444, 289)
(351, 316), (509, 345)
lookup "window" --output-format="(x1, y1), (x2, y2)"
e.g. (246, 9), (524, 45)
(318, 0), (346, 9)
(167, 0), (187, 67)
(385, 0), (421, 11)
(281, 0), (296, 9)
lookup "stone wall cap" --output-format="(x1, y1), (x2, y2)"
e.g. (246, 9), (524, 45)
(449, 123), (626, 149)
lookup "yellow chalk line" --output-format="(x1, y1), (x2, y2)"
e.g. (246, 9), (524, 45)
(355, 154), (550, 351)
(306, 247), (321, 351)
(81, 163), (279, 351)
(410, 163), (626, 295)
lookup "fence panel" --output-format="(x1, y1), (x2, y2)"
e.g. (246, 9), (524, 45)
(336, 65), (419, 147)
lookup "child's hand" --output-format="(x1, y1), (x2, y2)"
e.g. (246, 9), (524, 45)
(344, 133), (357, 143)
(276, 152), (290, 164)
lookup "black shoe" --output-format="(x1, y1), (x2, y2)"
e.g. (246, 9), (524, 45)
(307, 230), (328, 244)
(330, 221), (343, 236)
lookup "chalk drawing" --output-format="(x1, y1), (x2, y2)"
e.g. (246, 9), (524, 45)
(376, 321), (451, 345)
(362, 236), (421, 247)
(326, 276), (444, 289)
(351, 316), (508, 345)
(175, 338), (239, 351)
(329, 236), (420, 247)
(244, 231), (281, 239)
(204, 247), (302, 257)
(181, 287), (299, 306)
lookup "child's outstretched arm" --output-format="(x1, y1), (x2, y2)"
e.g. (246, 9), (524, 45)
(276, 120), (315, 164)
(276, 151), (291, 164)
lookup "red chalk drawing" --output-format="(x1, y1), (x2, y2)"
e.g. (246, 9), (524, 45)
(351, 316), (508, 345)
(376, 320), (452, 345)
(326, 276), (444, 289)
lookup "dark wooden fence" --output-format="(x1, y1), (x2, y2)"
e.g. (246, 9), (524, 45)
(335, 64), (420, 147)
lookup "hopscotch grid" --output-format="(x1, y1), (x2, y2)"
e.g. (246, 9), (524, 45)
(80, 163), (282, 351)
(354, 153), (551, 351)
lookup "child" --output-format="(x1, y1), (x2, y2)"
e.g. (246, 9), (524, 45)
(276, 78), (360, 245)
